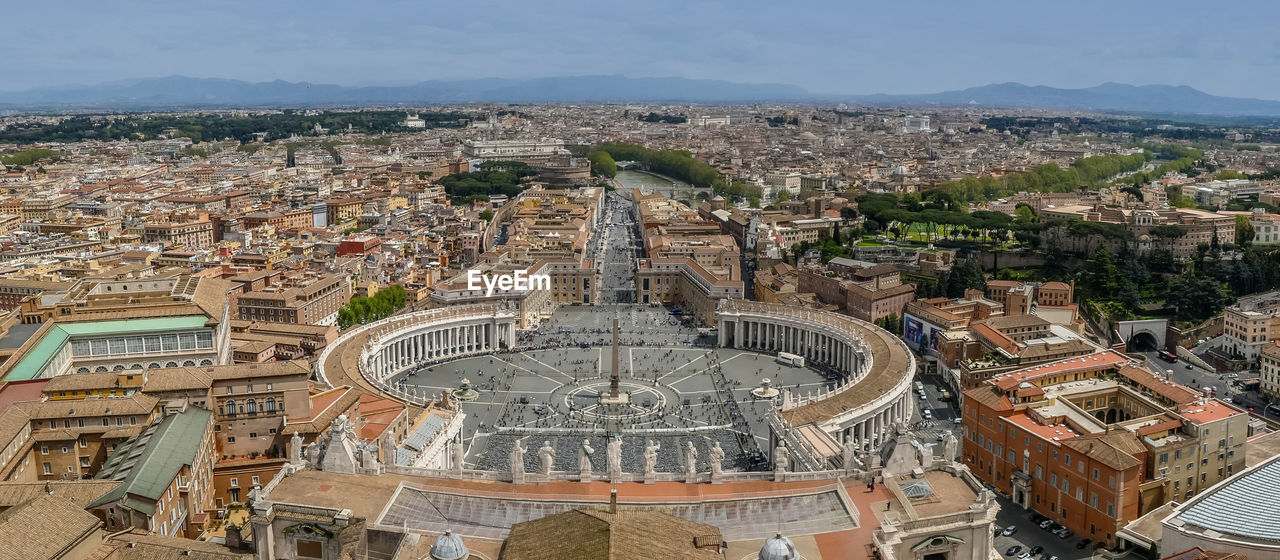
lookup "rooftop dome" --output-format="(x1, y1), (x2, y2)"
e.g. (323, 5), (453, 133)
(759, 533), (797, 560)
(429, 530), (469, 560)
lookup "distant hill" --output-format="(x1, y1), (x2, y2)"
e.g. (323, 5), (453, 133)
(850, 82), (1280, 117)
(5, 76), (1280, 117)
(0, 75), (813, 108)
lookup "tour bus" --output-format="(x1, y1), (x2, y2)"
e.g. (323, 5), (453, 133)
(777, 352), (805, 367)
(1158, 350), (1177, 363)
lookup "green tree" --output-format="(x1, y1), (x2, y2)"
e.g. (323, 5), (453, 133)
(587, 150), (617, 178)
(1078, 247), (1124, 300)
(945, 258), (987, 298)
(749, 196), (761, 209)
(479, 209), (494, 221)
(777, 190), (791, 203)
(875, 313), (904, 335)
(1167, 274), (1232, 321)
(1236, 215), (1256, 248)
(1014, 205), (1036, 224)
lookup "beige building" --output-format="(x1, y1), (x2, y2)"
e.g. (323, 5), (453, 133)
(235, 272), (350, 327)
(142, 219), (215, 249)
(1042, 205), (1235, 260)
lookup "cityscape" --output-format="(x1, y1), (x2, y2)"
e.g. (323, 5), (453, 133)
(2, 3), (1280, 560)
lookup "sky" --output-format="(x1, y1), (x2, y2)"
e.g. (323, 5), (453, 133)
(7, 0), (1280, 99)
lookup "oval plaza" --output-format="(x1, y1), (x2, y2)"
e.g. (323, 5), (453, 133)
(320, 299), (916, 473)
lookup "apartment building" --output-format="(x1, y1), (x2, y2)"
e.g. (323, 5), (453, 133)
(22, 393), (162, 482)
(984, 280), (1075, 315)
(142, 219), (215, 249)
(0, 278), (63, 310)
(235, 272), (350, 326)
(89, 408), (216, 538)
(962, 352), (1247, 547)
(210, 361), (313, 459)
(1220, 289), (1280, 360)
(1258, 342), (1280, 400)
(797, 263), (916, 323)
(635, 258), (744, 325)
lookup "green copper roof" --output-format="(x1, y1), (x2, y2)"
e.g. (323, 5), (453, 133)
(2, 316), (211, 382)
(90, 408), (211, 513)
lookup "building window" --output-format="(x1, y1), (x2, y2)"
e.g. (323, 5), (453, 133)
(225, 401), (236, 416)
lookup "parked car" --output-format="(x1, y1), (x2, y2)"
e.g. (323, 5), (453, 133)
(1017, 552), (1031, 559)
(1004, 546), (1022, 556)
(1029, 546), (1043, 555)
(1002, 525), (1017, 536)
(1056, 529), (1074, 539)
(1038, 520), (1054, 529)
(1076, 539), (1092, 550)
(953, 417), (963, 424)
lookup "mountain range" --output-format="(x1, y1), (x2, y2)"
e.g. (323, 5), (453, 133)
(4, 75), (1280, 117)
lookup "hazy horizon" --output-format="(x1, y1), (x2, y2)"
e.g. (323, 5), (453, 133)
(6, 0), (1276, 98)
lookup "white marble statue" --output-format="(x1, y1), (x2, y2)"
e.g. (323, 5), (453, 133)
(304, 442), (319, 467)
(643, 439), (660, 475)
(606, 437), (622, 476)
(452, 441), (465, 471)
(708, 441), (725, 476)
(510, 439), (527, 476)
(684, 441), (699, 478)
(842, 439), (858, 470)
(578, 438), (595, 473)
(539, 440), (556, 475)
(290, 432), (304, 466)
(774, 443), (789, 472)
(943, 432), (960, 463)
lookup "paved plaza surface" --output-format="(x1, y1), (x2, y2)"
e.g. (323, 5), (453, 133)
(394, 305), (842, 473)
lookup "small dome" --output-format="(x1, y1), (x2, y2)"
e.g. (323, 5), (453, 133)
(759, 533), (797, 560)
(429, 530), (469, 560)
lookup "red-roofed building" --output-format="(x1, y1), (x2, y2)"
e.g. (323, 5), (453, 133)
(962, 352), (1247, 548)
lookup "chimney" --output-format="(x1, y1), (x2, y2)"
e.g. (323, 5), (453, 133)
(609, 489), (617, 514)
